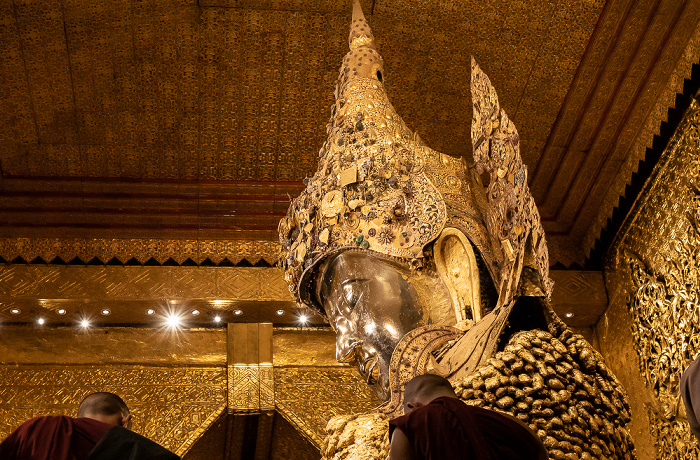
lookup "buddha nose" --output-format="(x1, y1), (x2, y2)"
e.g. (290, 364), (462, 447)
(334, 316), (362, 363)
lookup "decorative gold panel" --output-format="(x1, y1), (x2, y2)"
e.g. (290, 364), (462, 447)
(228, 365), (275, 413)
(274, 367), (381, 448)
(606, 100), (700, 458)
(0, 365), (227, 457)
(0, 265), (293, 321)
(0, 237), (279, 266)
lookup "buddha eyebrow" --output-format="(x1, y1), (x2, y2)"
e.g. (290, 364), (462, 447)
(341, 278), (370, 286)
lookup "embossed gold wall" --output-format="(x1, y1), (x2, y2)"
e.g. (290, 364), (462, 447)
(0, 325), (378, 457)
(602, 99), (700, 460)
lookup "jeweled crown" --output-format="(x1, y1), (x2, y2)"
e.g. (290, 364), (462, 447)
(279, 1), (552, 313)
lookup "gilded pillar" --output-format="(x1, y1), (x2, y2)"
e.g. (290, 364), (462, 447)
(228, 323), (275, 413)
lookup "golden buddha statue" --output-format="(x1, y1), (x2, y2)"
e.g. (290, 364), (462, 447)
(278, 2), (636, 459)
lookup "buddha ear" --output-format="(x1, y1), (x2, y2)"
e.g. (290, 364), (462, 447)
(433, 228), (482, 330)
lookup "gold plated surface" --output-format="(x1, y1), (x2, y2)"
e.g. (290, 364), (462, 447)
(0, 365), (227, 457)
(0, 0), (698, 267)
(323, 325), (636, 460)
(0, 237), (281, 266)
(0, 265), (324, 325)
(604, 99), (700, 459)
(0, 326), (226, 365)
(290, 4), (636, 460)
(272, 329), (343, 367)
(228, 323), (275, 412)
(274, 367), (381, 448)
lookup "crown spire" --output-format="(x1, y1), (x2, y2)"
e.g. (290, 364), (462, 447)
(349, 0), (374, 50)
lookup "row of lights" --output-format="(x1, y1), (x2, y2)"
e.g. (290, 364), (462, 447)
(7, 307), (309, 327)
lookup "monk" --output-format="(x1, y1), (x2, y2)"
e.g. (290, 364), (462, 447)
(681, 354), (700, 442)
(0, 392), (178, 460)
(389, 375), (548, 460)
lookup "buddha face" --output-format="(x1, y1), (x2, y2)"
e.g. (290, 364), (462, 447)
(317, 250), (454, 400)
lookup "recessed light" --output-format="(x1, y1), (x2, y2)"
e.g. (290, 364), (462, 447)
(146, 309), (155, 315)
(37, 317), (45, 325)
(80, 319), (90, 328)
(191, 309), (200, 316)
(565, 312), (574, 318)
(299, 315), (308, 323)
(276, 309), (285, 316)
(101, 309), (111, 316)
(214, 315), (222, 323)
(165, 314), (181, 328)
(57, 309), (66, 315)
(233, 309), (243, 316)
(10, 308), (20, 315)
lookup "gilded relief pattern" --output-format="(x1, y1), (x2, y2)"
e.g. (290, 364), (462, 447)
(613, 101), (700, 458)
(0, 366), (227, 456)
(274, 367), (381, 448)
(0, 237), (279, 266)
(228, 364), (275, 412)
(0, 266), (292, 302)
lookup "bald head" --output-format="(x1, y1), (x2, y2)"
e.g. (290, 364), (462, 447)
(77, 392), (132, 429)
(403, 374), (457, 414)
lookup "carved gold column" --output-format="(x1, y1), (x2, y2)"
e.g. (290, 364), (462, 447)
(228, 323), (274, 413)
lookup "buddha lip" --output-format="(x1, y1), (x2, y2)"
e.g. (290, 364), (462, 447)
(362, 356), (377, 384)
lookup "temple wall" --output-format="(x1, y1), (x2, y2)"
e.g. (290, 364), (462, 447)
(0, 326), (378, 457)
(599, 99), (700, 460)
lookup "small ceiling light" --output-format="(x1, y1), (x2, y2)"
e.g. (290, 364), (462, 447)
(565, 312), (574, 318)
(37, 317), (45, 325)
(275, 309), (285, 316)
(10, 308), (20, 315)
(57, 309), (66, 315)
(80, 319), (90, 328)
(214, 315), (222, 323)
(165, 314), (181, 329)
(101, 309), (111, 316)
(191, 309), (200, 316)
(146, 309), (155, 315)
(299, 314), (308, 323)
(233, 309), (243, 316)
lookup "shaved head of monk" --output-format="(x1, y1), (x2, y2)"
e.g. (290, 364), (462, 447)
(77, 392), (133, 429)
(403, 374), (457, 414)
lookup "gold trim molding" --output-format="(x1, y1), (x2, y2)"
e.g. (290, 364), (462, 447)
(0, 237), (279, 265)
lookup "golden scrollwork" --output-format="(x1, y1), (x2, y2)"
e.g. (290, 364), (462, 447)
(613, 99), (700, 458)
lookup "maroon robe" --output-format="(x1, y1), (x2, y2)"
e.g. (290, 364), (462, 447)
(389, 396), (547, 460)
(0, 416), (111, 460)
(681, 354), (700, 442)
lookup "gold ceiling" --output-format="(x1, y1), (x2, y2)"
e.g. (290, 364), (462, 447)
(0, 0), (698, 265)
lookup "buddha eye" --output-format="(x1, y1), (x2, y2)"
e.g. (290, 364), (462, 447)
(341, 279), (368, 310)
(343, 284), (361, 309)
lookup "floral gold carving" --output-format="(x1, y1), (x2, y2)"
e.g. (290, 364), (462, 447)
(610, 99), (700, 458)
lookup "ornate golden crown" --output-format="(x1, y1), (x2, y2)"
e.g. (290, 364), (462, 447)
(279, 0), (552, 313)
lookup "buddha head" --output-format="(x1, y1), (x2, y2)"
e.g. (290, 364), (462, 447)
(278, 1), (553, 401)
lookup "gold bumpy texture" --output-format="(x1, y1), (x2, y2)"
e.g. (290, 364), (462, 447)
(279, 2), (636, 459)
